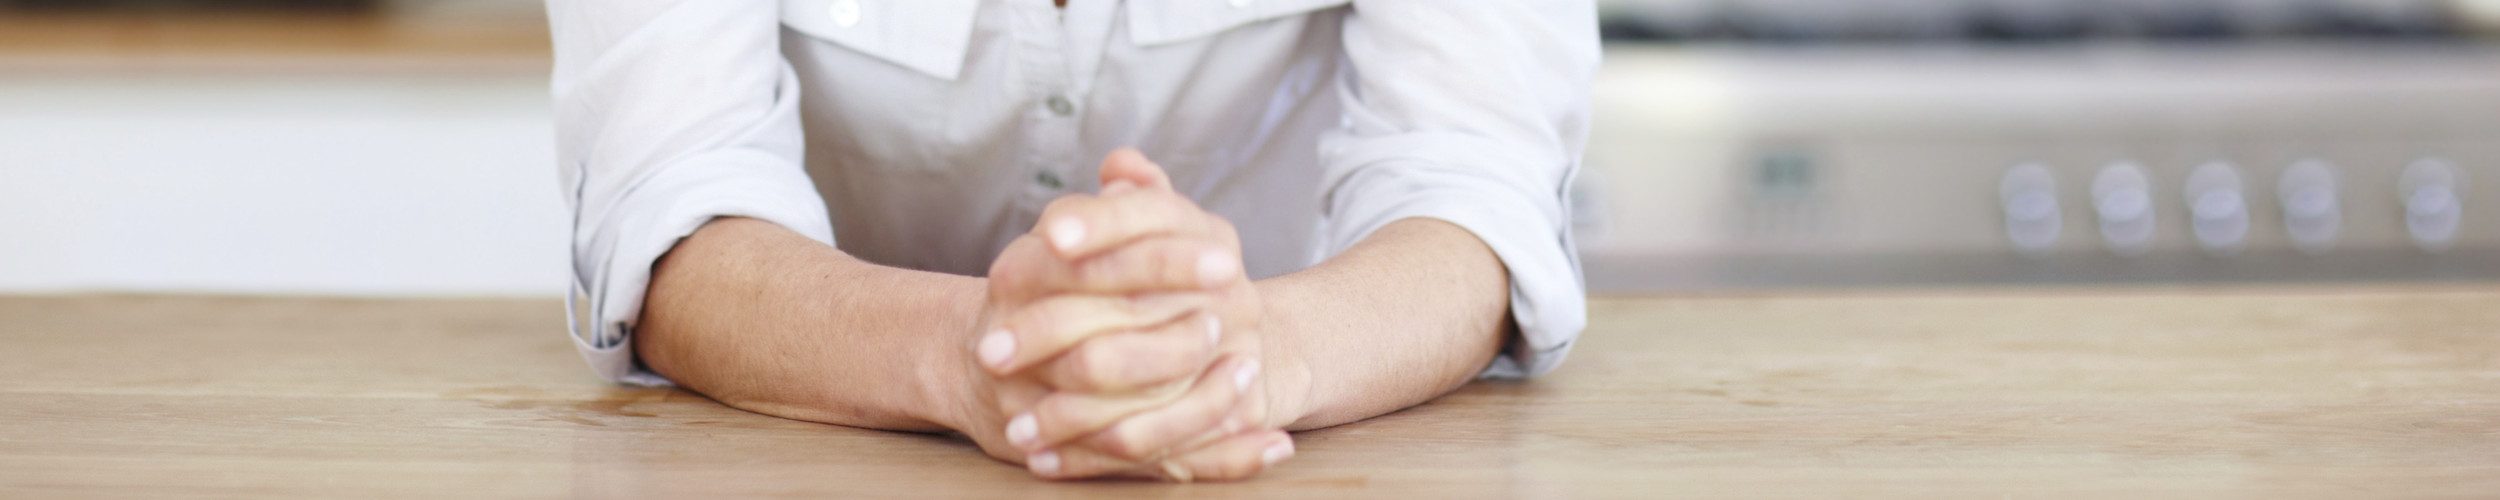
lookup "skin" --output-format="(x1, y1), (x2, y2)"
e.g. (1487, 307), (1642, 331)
(974, 155), (1285, 479)
(636, 149), (1514, 481)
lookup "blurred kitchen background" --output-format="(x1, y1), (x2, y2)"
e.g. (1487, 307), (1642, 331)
(2, 0), (2497, 296)
(1581, 0), (2500, 290)
(0, 0), (558, 296)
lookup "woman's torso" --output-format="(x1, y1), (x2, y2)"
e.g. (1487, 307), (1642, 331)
(777, 0), (1353, 279)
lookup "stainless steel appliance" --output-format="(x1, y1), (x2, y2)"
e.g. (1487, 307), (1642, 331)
(1580, 1), (2500, 290)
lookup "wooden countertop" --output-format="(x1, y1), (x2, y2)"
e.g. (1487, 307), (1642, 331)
(0, 12), (548, 74)
(3, 288), (2496, 498)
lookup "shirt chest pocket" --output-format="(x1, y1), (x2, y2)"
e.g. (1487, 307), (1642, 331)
(1126, 0), (1352, 46)
(778, 0), (980, 174)
(779, 0), (1354, 72)
(779, 0), (978, 80)
(773, 0), (1349, 174)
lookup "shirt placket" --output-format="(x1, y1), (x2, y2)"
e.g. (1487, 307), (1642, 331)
(1011, 1), (1084, 207)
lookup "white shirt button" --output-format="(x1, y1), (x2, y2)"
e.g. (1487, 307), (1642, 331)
(1044, 95), (1075, 117)
(1229, 0), (1255, 8)
(828, 0), (862, 27)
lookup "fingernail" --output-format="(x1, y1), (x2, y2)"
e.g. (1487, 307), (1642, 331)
(1030, 450), (1061, 476)
(1104, 179), (1138, 195)
(1047, 218), (1086, 252)
(1195, 251), (1234, 287)
(1006, 413), (1039, 449)
(1260, 441), (1294, 466)
(978, 329), (1015, 369)
(1234, 360), (1260, 391)
(1204, 315), (1222, 345)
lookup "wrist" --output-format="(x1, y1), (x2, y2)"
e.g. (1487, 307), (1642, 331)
(1253, 278), (1322, 430)
(912, 275), (992, 434)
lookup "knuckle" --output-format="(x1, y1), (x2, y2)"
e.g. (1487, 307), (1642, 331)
(1074, 253), (1119, 289)
(1198, 456), (1251, 482)
(1150, 244), (1192, 285)
(1101, 427), (1154, 461)
(1228, 455), (1263, 478)
(1237, 399), (1271, 430)
(1099, 204), (1137, 233)
(1125, 193), (1181, 221)
(1048, 346), (1097, 391)
(1165, 335), (1213, 373)
(1039, 194), (1089, 217)
(988, 261), (1022, 288)
(1160, 332), (1204, 361)
(1156, 461), (1195, 483)
(1113, 248), (1158, 285)
(990, 238), (1037, 272)
(1036, 398), (1084, 438)
(1190, 393), (1234, 426)
(1147, 189), (1193, 207)
(1013, 306), (1064, 344)
(1006, 305), (1041, 333)
(1124, 350), (1190, 390)
(1122, 294), (1175, 320)
(1077, 343), (1129, 390)
(1125, 245), (1170, 287)
(1208, 216), (1239, 239)
(989, 261), (1034, 292)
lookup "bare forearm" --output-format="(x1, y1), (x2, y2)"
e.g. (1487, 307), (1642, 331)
(1259, 218), (1512, 430)
(638, 217), (983, 432)
(639, 216), (1510, 435)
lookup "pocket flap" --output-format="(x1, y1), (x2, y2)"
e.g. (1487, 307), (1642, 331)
(1126, 0), (1350, 46)
(780, 0), (981, 80)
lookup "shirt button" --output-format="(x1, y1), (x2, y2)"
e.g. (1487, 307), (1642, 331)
(828, 0), (862, 27)
(1229, 0), (1255, 8)
(1044, 95), (1075, 117)
(1034, 170), (1065, 190)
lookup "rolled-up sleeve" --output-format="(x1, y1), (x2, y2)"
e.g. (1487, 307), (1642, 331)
(1317, 0), (1597, 378)
(548, 0), (834, 385)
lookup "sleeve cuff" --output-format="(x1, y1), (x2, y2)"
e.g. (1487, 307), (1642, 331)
(1319, 159), (1587, 379)
(570, 150), (834, 386)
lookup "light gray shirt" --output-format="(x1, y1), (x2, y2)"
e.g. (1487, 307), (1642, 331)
(549, 0), (1595, 386)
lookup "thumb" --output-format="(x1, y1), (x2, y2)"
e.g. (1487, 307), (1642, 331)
(1098, 148), (1173, 195)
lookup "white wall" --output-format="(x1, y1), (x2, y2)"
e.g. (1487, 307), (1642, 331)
(0, 73), (570, 297)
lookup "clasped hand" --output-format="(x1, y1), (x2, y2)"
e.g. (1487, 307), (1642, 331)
(958, 149), (1292, 481)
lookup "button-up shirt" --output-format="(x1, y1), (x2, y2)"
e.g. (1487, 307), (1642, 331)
(549, 0), (1596, 386)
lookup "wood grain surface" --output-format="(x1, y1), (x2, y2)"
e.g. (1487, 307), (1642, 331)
(2, 288), (2496, 498)
(0, 12), (549, 74)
